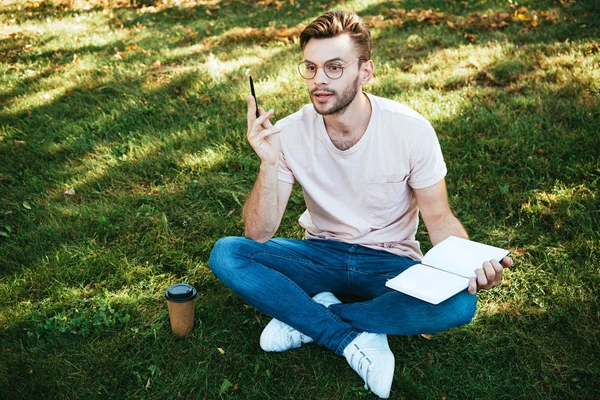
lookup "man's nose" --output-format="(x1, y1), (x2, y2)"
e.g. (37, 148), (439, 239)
(313, 66), (329, 85)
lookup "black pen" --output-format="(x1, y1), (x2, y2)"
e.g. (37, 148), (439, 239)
(249, 76), (260, 119)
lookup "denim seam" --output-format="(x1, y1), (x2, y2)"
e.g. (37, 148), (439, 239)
(351, 270), (402, 278)
(334, 330), (359, 355)
(347, 245), (355, 292)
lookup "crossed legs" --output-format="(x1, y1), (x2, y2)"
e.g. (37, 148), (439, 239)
(209, 237), (477, 397)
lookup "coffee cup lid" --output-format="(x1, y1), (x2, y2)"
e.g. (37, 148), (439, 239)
(165, 283), (197, 303)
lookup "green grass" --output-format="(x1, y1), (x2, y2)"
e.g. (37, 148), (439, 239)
(1, 0), (599, 398)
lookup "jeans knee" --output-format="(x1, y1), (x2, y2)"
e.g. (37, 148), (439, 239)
(452, 291), (477, 326)
(209, 236), (253, 282)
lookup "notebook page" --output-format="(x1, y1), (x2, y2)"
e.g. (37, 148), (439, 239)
(422, 236), (510, 278)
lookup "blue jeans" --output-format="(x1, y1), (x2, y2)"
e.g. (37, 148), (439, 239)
(209, 237), (476, 356)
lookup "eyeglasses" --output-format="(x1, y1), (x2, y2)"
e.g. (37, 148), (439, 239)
(297, 58), (362, 80)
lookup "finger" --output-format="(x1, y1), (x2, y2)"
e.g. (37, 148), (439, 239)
(468, 277), (477, 295)
(474, 268), (487, 290)
(248, 127), (281, 149)
(247, 95), (257, 124)
(249, 108), (274, 133)
(250, 126), (281, 143)
(254, 108), (274, 130)
(257, 107), (274, 129)
(261, 126), (281, 138)
(482, 260), (496, 284)
(248, 113), (277, 138)
(490, 259), (504, 285)
(501, 256), (513, 269)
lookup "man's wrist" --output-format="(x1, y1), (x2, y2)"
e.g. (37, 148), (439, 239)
(259, 161), (279, 176)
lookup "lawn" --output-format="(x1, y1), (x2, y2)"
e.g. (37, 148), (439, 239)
(0, 0), (599, 398)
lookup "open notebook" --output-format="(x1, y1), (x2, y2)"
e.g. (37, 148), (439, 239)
(385, 236), (510, 305)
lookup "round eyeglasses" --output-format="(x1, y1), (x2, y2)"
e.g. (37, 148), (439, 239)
(297, 58), (362, 80)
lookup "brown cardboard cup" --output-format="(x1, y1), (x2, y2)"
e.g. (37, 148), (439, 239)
(165, 284), (197, 337)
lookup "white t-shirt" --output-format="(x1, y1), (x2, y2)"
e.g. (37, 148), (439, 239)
(275, 93), (447, 261)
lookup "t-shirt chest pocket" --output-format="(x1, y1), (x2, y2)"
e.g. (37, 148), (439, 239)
(366, 173), (410, 228)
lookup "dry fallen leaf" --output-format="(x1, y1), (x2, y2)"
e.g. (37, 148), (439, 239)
(217, 347), (225, 355)
(64, 188), (76, 196)
(464, 33), (478, 42)
(112, 47), (125, 60)
(420, 333), (434, 340)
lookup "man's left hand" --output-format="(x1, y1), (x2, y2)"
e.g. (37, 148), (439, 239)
(468, 257), (514, 295)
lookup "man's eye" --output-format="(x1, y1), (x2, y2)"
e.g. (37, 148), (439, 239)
(306, 64), (317, 71)
(327, 63), (343, 71)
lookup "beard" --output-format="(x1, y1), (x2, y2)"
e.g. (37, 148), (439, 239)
(310, 75), (361, 116)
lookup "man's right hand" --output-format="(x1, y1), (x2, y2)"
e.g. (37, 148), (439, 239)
(247, 95), (281, 166)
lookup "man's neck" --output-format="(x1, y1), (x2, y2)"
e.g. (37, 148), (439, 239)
(324, 92), (372, 150)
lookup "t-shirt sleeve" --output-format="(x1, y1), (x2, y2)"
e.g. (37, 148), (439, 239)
(278, 150), (295, 184)
(407, 122), (447, 189)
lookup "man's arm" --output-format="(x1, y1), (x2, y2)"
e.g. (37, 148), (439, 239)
(242, 95), (291, 243)
(413, 178), (468, 246)
(414, 179), (513, 294)
(243, 166), (292, 243)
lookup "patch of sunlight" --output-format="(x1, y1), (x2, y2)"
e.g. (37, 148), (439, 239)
(1, 58), (116, 116)
(55, 285), (95, 302)
(534, 49), (598, 87)
(4, 18), (94, 43)
(414, 42), (512, 80)
(370, 66), (472, 122)
(71, 153), (111, 187)
(405, 89), (470, 122)
(55, 142), (120, 190)
(12, 86), (70, 111)
(181, 145), (229, 171)
(52, 128), (171, 196)
(1, 23), (45, 38)
(200, 48), (283, 81)
(0, 124), (22, 142)
(479, 301), (514, 316)
(478, 298), (548, 320)
(540, 183), (593, 204)
(332, 0), (383, 13)
(520, 183), (595, 216)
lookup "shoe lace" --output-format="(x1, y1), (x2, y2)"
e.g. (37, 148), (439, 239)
(348, 343), (373, 389)
(286, 326), (294, 347)
(286, 326), (302, 348)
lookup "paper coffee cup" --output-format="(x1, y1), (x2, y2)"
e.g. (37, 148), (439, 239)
(165, 283), (197, 337)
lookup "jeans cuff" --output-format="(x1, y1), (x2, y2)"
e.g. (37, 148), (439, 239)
(334, 330), (359, 356)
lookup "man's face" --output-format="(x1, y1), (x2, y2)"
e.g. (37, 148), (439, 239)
(302, 34), (363, 116)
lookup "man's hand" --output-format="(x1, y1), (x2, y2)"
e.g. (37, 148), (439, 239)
(247, 95), (281, 166)
(468, 256), (513, 294)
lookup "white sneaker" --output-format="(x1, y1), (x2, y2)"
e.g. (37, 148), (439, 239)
(343, 332), (395, 399)
(259, 292), (341, 352)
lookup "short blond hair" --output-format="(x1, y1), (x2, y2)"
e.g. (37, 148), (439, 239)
(300, 11), (371, 61)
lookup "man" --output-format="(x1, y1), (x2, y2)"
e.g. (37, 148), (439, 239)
(209, 11), (513, 399)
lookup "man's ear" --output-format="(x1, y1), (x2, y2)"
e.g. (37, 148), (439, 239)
(360, 59), (374, 85)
